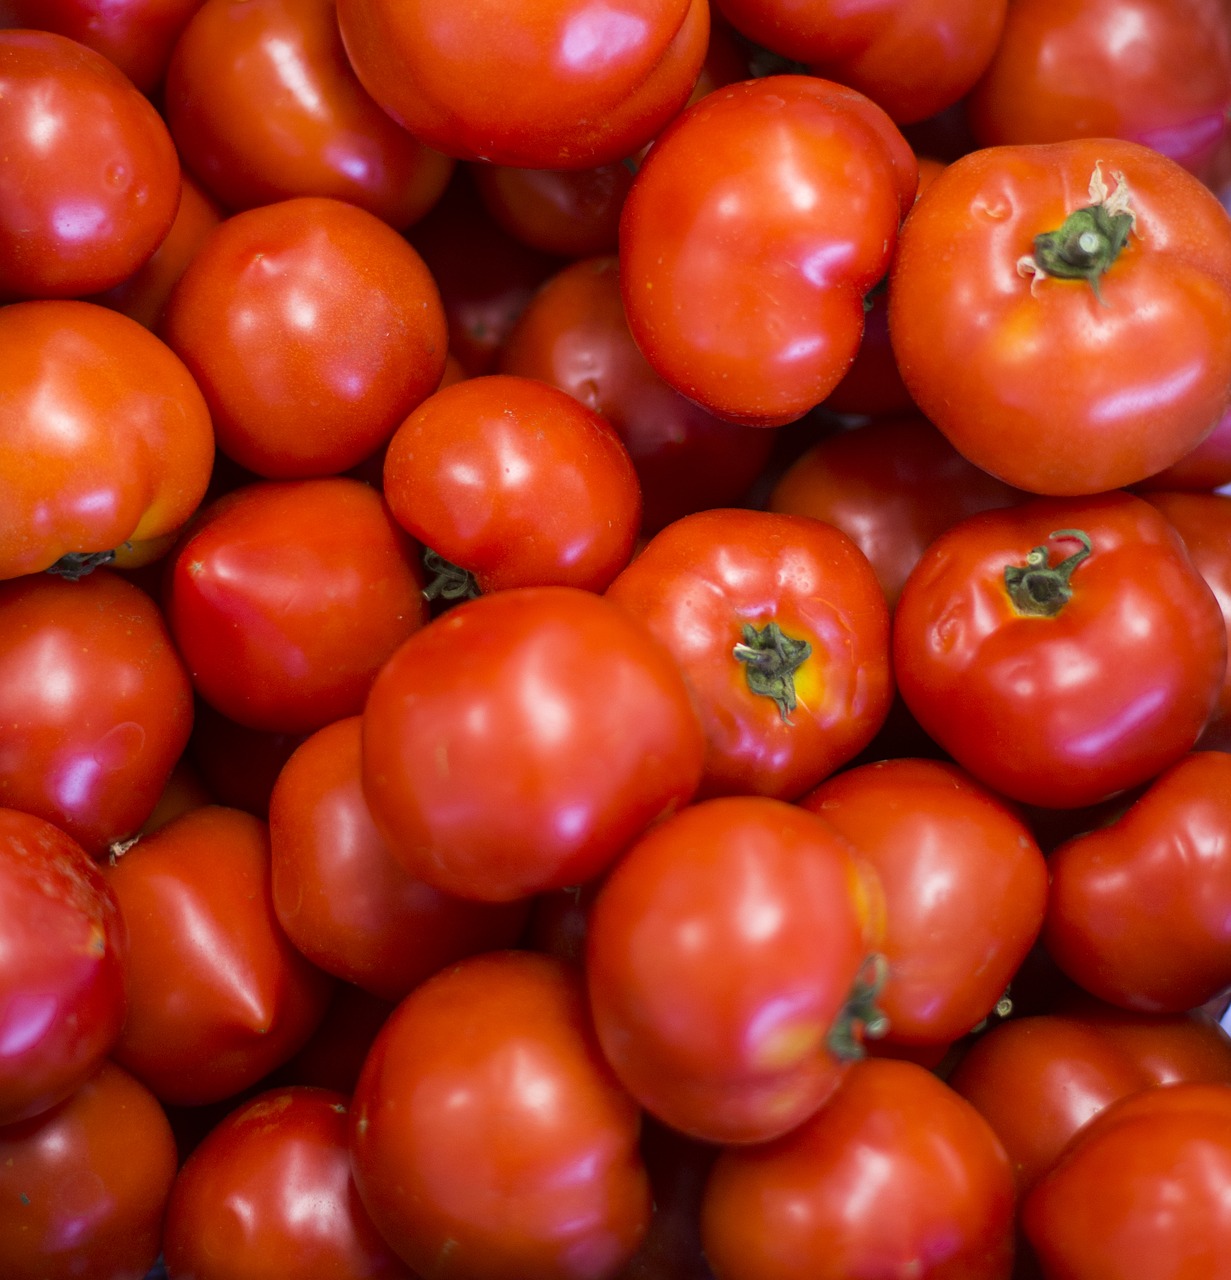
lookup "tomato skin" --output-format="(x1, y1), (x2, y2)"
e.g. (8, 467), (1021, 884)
(0, 30), (181, 298)
(350, 951), (651, 1280)
(362, 586), (705, 902)
(0, 300), (214, 581)
(892, 492), (1227, 809)
(620, 75), (916, 427)
(605, 508), (893, 800)
(1137, 403), (1231, 491)
(889, 139), (1231, 495)
(0, 571), (194, 856)
(585, 796), (883, 1145)
(700, 1058), (1016, 1280)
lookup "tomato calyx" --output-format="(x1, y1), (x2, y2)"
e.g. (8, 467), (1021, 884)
(827, 953), (890, 1060)
(1017, 164), (1137, 302)
(733, 620), (812, 722)
(46, 549), (118, 581)
(1004, 528), (1092, 618)
(421, 548), (480, 603)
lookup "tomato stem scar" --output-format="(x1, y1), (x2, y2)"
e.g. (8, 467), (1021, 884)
(1004, 528), (1093, 617)
(733, 619), (811, 722)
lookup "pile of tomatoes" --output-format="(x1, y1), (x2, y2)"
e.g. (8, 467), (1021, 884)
(3, 0), (1231, 1277)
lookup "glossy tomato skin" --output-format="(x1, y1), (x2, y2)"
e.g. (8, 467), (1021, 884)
(586, 796), (884, 1145)
(1137, 403), (1231, 491)
(0, 30), (180, 298)
(889, 139), (1231, 494)
(0, 811), (127, 1128)
(0, 571), (194, 856)
(700, 1058), (1016, 1280)
(106, 805), (334, 1105)
(163, 478), (429, 735)
(0, 301), (214, 581)
(1044, 752), (1231, 1012)
(892, 492), (1227, 809)
(800, 758), (1048, 1047)
(621, 74), (916, 426)
(0, 1061), (176, 1280)
(268, 717), (529, 1001)
(350, 951), (651, 1280)
(164, 1087), (412, 1280)
(605, 508), (893, 799)
(362, 586), (705, 902)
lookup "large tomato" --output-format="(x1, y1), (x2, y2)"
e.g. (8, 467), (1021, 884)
(889, 139), (1231, 494)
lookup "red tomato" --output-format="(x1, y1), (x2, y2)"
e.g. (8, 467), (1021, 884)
(605, 508), (893, 799)
(700, 1059), (1016, 1280)
(620, 74), (917, 426)
(271, 983), (392, 1095)
(164, 1087), (411, 1280)
(585, 796), (885, 1145)
(1136, 402), (1231, 491)
(350, 951), (651, 1280)
(187, 701), (306, 819)
(105, 805), (334, 1105)
(0, 1061), (177, 1280)
(0, 300), (214, 581)
(0, 570), (194, 855)
(161, 196), (447, 478)
(382, 374), (642, 594)
(892, 492), (1228, 808)
(0, 810), (127, 1126)
(361, 586), (705, 902)
(0, 30), (180, 298)
(800, 757), (1049, 1047)
(889, 140), (1231, 494)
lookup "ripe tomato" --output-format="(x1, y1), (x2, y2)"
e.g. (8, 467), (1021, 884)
(892, 492), (1228, 808)
(350, 950), (651, 1280)
(889, 139), (1231, 494)
(1137, 402), (1231, 491)
(620, 74), (916, 426)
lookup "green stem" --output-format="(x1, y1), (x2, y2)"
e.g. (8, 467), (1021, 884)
(827, 954), (890, 1061)
(421, 548), (480, 603)
(1004, 529), (1092, 617)
(46, 550), (117, 581)
(733, 620), (811, 723)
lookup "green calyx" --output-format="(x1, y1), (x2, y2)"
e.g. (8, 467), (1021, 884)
(421, 548), (480, 604)
(46, 549), (117, 581)
(1004, 528), (1093, 618)
(733, 620), (811, 723)
(827, 953), (891, 1062)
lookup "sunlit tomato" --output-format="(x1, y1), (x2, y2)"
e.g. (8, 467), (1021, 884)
(362, 586), (705, 902)
(892, 492), (1228, 808)
(382, 374), (642, 594)
(586, 796), (885, 1145)
(0, 300), (214, 581)
(163, 478), (429, 735)
(0, 30), (180, 298)
(605, 508), (893, 799)
(337, 0), (709, 168)
(700, 1059), (1016, 1280)
(161, 196), (447, 478)
(351, 951), (651, 1280)
(0, 1061), (176, 1280)
(800, 757), (1048, 1047)
(164, 1087), (411, 1280)
(269, 717), (529, 1001)
(0, 571), (194, 855)
(164, 0), (453, 226)
(620, 74), (916, 426)
(889, 140), (1231, 494)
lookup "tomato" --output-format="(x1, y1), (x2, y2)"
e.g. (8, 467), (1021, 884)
(361, 586), (705, 902)
(350, 950), (651, 1280)
(163, 478), (429, 735)
(1044, 752), (1231, 1013)
(0, 300), (214, 581)
(164, 1086), (411, 1280)
(271, 984), (392, 1095)
(164, 0), (453, 226)
(700, 1058), (1016, 1280)
(105, 805), (334, 1105)
(161, 196), (447, 478)
(0, 1061), (177, 1280)
(0, 570), (194, 855)
(892, 492), (1228, 808)
(605, 508), (893, 799)
(336, 0), (709, 169)
(889, 139), (1231, 494)
(800, 757), (1048, 1048)
(585, 796), (884, 1145)
(187, 700), (306, 819)
(1136, 402), (1231, 491)
(0, 809), (126, 1128)
(382, 374), (642, 594)
(0, 30), (181, 298)
(269, 716), (529, 1001)
(620, 74), (916, 426)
